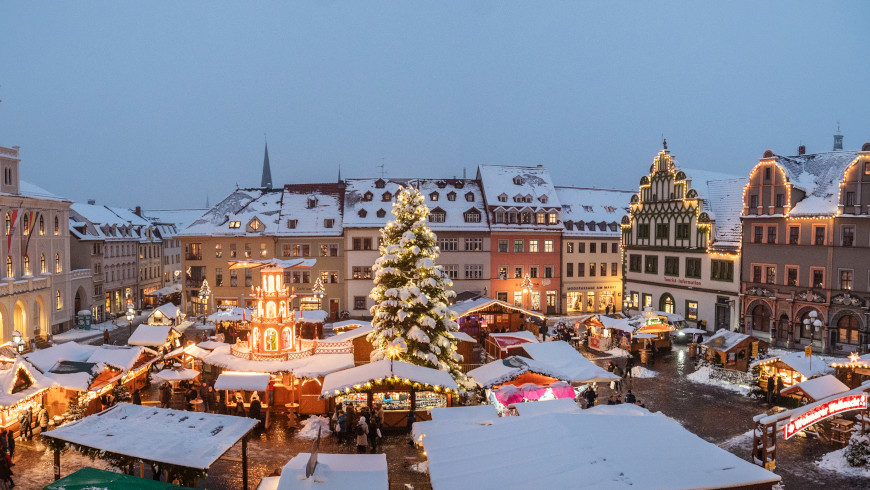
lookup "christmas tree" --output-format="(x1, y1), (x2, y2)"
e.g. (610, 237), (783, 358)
(368, 186), (464, 381)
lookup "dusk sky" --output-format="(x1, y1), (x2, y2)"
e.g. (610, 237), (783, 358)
(0, 2), (867, 210)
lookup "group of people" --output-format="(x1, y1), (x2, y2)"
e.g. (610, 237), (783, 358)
(158, 380), (219, 414)
(765, 374), (786, 404)
(331, 402), (384, 454)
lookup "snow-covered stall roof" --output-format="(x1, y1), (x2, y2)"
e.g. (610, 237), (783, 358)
(143, 283), (182, 297)
(773, 150), (860, 216)
(450, 297), (546, 319)
(701, 329), (752, 352)
(420, 410), (780, 490)
(147, 303), (182, 321)
(555, 186), (632, 237)
(514, 398), (580, 417)
(330, 319), (371, 330)
(451, 331), (476, 343)
(521, 341), (617, 383)
(429, 404), (498, 423)
(44, 404), (258, 470)
(214, 372), (271, 392)
(24, 342), (97, 372)
(320, 324), (373, 343)
(321, 359), (459, 397)
(203, 345), (353, 378)
(207, 307), (252, 322)
(86, 345), (152, 371)
(750, 351), (832, 379)
(274, 453), (388, 490)
(184, 345), (213, 360)
(467, 356), (564, 387)
(197, 340), (228, 350)
(0, 357), (56, 407)
(780, 374), (849, 402)
(128, 325), (177, 347)
(293, 309), (328, 323)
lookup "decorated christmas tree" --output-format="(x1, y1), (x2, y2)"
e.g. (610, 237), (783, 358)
(368, 186), (464, 381)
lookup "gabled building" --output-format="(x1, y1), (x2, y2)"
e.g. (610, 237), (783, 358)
(741, 142), (870, 353)
(622, 145), (743, 332)
(556, 187), (632, 314)
(139, 207), (207, 290)
(478, 165), (562, 314)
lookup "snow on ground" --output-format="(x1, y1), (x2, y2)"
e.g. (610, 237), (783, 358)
(686, 365), (751, 395)
(296, 415), (332, 440)
(767, 347), (845, 365)
(816, 446), (870, 478)
(409, 461), (428, 473)
(52, 322), (119, 343)
(631, 366), (658, 378)
(717, 429), (754, 450)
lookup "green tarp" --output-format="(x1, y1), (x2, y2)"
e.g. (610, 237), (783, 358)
(43, 466), (191, 489)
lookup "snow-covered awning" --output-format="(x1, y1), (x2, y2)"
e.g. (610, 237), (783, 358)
(780, 374), (849, 402)
(228, 258), (316, 270)
(521, 341), (618, 384)
(43, 404), (257, 470)
(127, 325), (179, 347)
(514, 398), (580, 417)
(750, 351), (832, 379)
(321, 324), (373, 343)
(468, 352), (618, 388)
(321, 359), (459, 398)
(271, 453), (388, 489)
(214, 371), (271, 391)
(203, 345), (353, 378)
(24, 342), (97, 373)
(293, 309), (328, 323)
(86, 345), (154, 372)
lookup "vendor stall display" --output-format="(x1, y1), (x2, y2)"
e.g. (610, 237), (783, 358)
(214, 371), (272, 426)
(751, 351), (831, 392)
(699, 329), (768, 372)
(587, 308), (676, 353)
(451, 296), (546, 339)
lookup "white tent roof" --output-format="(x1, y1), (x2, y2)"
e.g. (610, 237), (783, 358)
(321, 359), (459, 397)
(43, 404), (257, 470)
(275, 453), (388, 490)
(154, 367), (200, 382)
(781, 374), (849, 401)
(215, 372), (271, 391)
(293, 310), (329, 323)
(514, 398), (580, 417)
(127, 325), (176, 347)
(330, 320), (372, 330)
(24, 342), (97, 372)
(203, 345), (353, 378)
(207, 307), (252, 322)
(420, 410), (780, 489)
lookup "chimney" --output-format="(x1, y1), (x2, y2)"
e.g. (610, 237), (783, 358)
(134, 206), (142, 217)
(87, 199), (96, 205)
(798, 145), (806, 155)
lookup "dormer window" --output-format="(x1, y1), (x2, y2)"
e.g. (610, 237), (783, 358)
(604, 206), (615, 213)
(436, 180), (447, 189)
(286, 219), (298, 229)
(363, 191), (373, 201)
(429, 207), (446, 223)
(524, 194), (533, 203)
(538, 195), (548, 204)
(463, 208), (481, 223)
(307, 196), (318, 209)
(430, 192), (439, 202)
(513, 194), (523, 203)
(577, 221), (585, 231)
(247, 217), (265, 232)
(447, 191), (457, 201)
(565, 220), (574, 231)
(229, 221), (242, 229)
(324, 219), (334, 228)
(548, 212), (557, 224)
(609, 223), (618, 232)
(374, 179), (386, 189)
(376, 209), (386, 218)
(498, 193), (508, 203)
(381, 192), (392, 202)
(513, 175), (524, 185)
(465, 192), (474, 202)
(358, 209), (368, 218)
(583, 205), (593, 212)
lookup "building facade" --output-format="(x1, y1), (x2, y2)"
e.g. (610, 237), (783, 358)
(622, 146), (742, 331)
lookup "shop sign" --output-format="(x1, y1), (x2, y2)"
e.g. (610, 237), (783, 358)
(589, 336), (601, 351)
(783, 394), (868, 439)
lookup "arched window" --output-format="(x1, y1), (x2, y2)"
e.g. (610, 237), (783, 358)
(40, 253), (46, 273)
(257, 301), (263, 318)
(282, 326), (293, 350)
(55, 253), (62, 273)
(54, 216), (59, 235)
(23, 256), (30, 276)
(5, 257), (11, 278)
(659, 294), (675, 314)
(838, 315), (861, 345)
(264, 328), (278, 351)
(56, 290), (62, 310)
(39, 215), (44, 235)
(4, 214), (9, 235)
(268, 275), (275, 292)
(22, 214), (29, 234)
(266, 301), (277, 318)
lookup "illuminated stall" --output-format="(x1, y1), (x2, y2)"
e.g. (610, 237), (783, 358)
(699, 329), (769, 372)
(451, 297), (547, 339)
(0, 352), (55, 434)
(588, 308), (676, 354)
(750, 351), (831, 392)
(485, 331), (538, 360)
(832, 353), (870, 389)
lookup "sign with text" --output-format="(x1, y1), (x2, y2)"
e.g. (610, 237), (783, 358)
(783, 394), (868, 439)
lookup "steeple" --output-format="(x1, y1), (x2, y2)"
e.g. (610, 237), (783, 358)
(261, 139), (273, 189)
(833, 122), (843, 151)
(205, 193), (210, 208)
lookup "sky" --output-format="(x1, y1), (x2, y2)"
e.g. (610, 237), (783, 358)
(0, 2), (868, 210)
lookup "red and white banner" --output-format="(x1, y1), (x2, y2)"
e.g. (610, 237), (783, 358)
(783, 394), (868, 439)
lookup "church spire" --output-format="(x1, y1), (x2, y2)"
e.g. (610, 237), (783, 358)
(261, 137), (273, 189)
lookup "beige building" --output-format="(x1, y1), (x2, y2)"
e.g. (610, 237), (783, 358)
(0, 145), (76, 342)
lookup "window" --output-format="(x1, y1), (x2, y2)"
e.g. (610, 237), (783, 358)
(664, 257), (679, 276)
(352, 266), (372, 279)
(56, 290), (62, 310)
(566, 242), (574, 253)
(811, 268), (824, 288)
(588, 263), (596, 277)
(230, 270), (237, 287)
(642, 294), (652, 308)
(767, 226), (777, 244)
(429, 210), (446, 223)
(590, 243), (596, 253)
(846, 192), (856, 206)
(464, 209), (481, 223)
(513, 291), (523, 307)
(54, 216), (60, 235)
(544, 240), (554, 253)
(754, 226), (763, 244)
(323, 271), (339, 284)
(611, 243), (618, 253)
(866, 162), (870, 175)
(536, 213), (546, 225)
(629, 254), (642, 272)
(494, 211), (505, 223)
(5, 257), (11, 278)
(752, 265), (762, 283)
(215, 268), (223, 287)
(513, 240), (524, 253)
(578, 242), (586, 253)
(40, 254), (46, 273)
(286, 219), (298, 229)
(610, 262), (618, 276)
(686, 300), (699, 321)
(464, 238), (482, 251)
(838, 315), (860, 345)
(637, 224), (649, 239)
(711, 260), (734, 281)
(676, 223), (689, 240)
(39, 215), (44, 235)
(750, 194), (758, 209)
(244, 244), (252, 258)
(544, 265), (553, 278)
(548, 212), (557, 224)
(437, 237), (458, 251)
(789, 226), (799, 245)
(600, 263), (606, 276)
(321, 244), (339, 256)
(644, 256), (657, 274)
(685, 258), (701, 278)
(842, 225), (855, 247)
(230, 244), (237, 258)
(840, 269), (853, 290)
(514, 266), (523, 279)
(429, 192), (439, 201)
(814, 226), (825, 245)
(786, 266), (798, 286)
(765, 266), (776, 284)
(655, 223), (669, 239)
(530, 266), (538, 278)
(577, 263), (585, 277)
(600, 242), (608, 253)
(260, 243), (268, 257)
(566, 263), (573, 277)
(464, 264), (483, 279)
(324, 219), (335, 228)
(775, 193), (785, 207)
(55, 253), (62, 273)
(23, 256), (30, 276)
(352, 237), (373, 250)
(529, 240), (539, 253)
(498, 239), (508, 253)
(497, 266), (508, 279)
(354, 296), (367, 310)
(497, 291), (508, 302)
(443, 265), (458, 280)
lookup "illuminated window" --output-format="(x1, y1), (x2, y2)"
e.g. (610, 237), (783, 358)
(544, 240), (554, 253)
(40, 254), (46, 273)
(6, 257), (12, 278)
(23, 256), (30, 276)
(23, 213), (29, 234)
(39, 216), (44, 235)
(528, 240), (539, 253)
(54, 216), (60, 235)
(56, 290), (62, 310)
(4, 214), (9, 235)
(265, 328), (278, 351)
(215, 244), (222, 257)
(55, 253), (62, 273)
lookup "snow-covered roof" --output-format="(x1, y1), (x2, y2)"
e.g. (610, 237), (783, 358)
(452, 331), (476, 344)
(277, 183), (344, 236)
(429, 404), (498, 423)
(780, 374), (849, 402)
(69, 201), (153, 242)
(449, 297), (546, 319)
(203, 345), (353, 377)
(701, 329), (752, 352)
(750, 351), (832, 379)
(148, 303), (182, 320)
(144, 284), (182, 297)
(514, 398), (581, 417)
(320, 324), (373, 343)
(294, 309), (328, 323)
(184, 345), (212, 360)
(774, 150), (861, 216)
(489, 330), (539, 345)
(18, 180), (68, 202)
(330, 319), (372, 330)
(698, 175), (746, 250)
(140, 208), (209, 232)
(207, 307), (253, 322)
(419, 410), (780, 490)
(127, 325), (177, 347)
(181, 188), (283, 237)
(555, 187), (632, 237)
(214, 372), (271, 392)
(468, 352), (618, 388)
(476, 164), (562, 232)
(86, 345), (151, 372)
(321, 359), (459, 397)
(24, 342), (97, 372)
(43, 404), (257, 470)
(521, 341), (617, 383)
(275, 453), (388, 490)
(197, 340), (227, 350)
(0, 357), (55, 407)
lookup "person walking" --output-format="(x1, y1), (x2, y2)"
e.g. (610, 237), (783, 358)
(336, 410), (347, 444)
(103, 329), (110, 345)
(766, 376), (775, 404)
(775, 375), (784, 404)
(355, 416), (369, 454)
(583, 386), (597, 409)
(612, 365), (624, 392)
(206, 386), (217, 414)
(132, 389), (142, 405)
(37, 405), (49, 435)
(345, 404), (356, 441)
(199, 383), (210, 413)
(19, 407), (32, 439)
(369, 404), (384, 453)
(160, 384), (171, 409)
(185, 386), (198, 411)
(625, 355), (635, 380)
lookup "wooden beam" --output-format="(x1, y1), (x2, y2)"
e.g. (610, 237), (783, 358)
(53, 447), (60, 481)
(242, 434), (249, 490)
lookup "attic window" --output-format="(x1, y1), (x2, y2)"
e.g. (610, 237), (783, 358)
(307, 197), (318, 209)
(358, 209), (368, 218)
(513, 175), (524, 185)
(538, 195), (548, 204)
(524, 194), (533, 203)
(376, 209), (386, 218)
(429, 208), (446, 223)
(463, 208), (481, 223)
(609, 223), (618, 232)
(498, 193), (508, 203)
(577, 221), (585, 231)
(447, 191), (457, 201)
(324, 219), (334, 228)
(374, 179), (386, 189)
(381, 192), (392, 202)
(247, 217), (264, 232)
(513, 194), (523, 203)
(363, 191), (373, 201)
(286, 219), (298, 229)
(565, 221), (574, 231)
(465, 192), (474, 202)
(430, 192), (439, 202)
(604, 206), (615, 213)
(436, 180), (447, 189)
(582, 205), (593, 212)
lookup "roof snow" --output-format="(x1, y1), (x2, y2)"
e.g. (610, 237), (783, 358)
(141, 208), (209, 231)
(774, 151), (860, 216)
(750, 351), (832, 379)
(0, 357), (55, 407)
(555, 187), (632, 237)
(127, 325), (175, 347)
(476, 164), (562, 231)
(202, 345), (353, 378)
(701, 329), (751, 352)
(321, 359), (459, 397)
(24, 342), (98, 372)
(214, 372), (271, 392)
(780, 374), (849, 401)
(681, 168), (745, 250)
(86, 345), (150, 372)
(17, 181), (68, 202)
(274, 453), (388, 490)
(278, 183), (344, 236)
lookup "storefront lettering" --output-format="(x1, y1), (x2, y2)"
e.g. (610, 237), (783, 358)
(783, 394), (868, 439)
(663, 277), (702, 287)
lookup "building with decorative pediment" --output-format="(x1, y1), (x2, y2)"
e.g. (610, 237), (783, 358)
(741, 140), (870, 353)
(622, 143), (743, 332)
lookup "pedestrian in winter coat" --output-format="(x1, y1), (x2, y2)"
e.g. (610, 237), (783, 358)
(624, 390), (636, 404)
(103, 329), (110, 345)
(132, 389), (142, 405)
(6, 429), (13, 463)
(625, 356), (635, 379)
(607, 394), (619, 405)
(0, 429), (7, 454)
(37, 405), (49, 433)
(249, 398), (262, 423)
(355, 416), (369, 453)
(160, 384), (171, 408)
(185, 387), (198, 411)
(345, 405), (356, 434)
(583, 387), (597, 408)
(206, 386), (217, 413)
(775, 376), (785, 402)
(20, 407), (33, 438)
(337, 411), (347, 444)
(766, 376), (775, 404)
(234, 399), (246, 417)
(0, 453), (12, 488)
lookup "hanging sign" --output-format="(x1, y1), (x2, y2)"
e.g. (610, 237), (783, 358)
(783, 394), (868, 439)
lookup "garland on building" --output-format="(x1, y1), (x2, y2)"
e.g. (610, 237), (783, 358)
(367, 186), (464, 382)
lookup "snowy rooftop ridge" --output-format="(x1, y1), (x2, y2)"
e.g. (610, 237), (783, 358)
(680, 168), (745, 250)
(774, 150), (860, 216)
(555, 186), (632, 237)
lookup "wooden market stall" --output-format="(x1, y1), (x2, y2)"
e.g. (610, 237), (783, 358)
(0, 354), (54, 435)
(699, 329), (769, 372)
(589, 309), (677, 354)
(127, 324), (183, 351)
(750, 351), (832, 392)
(321, 323), (375, 366)
(146, 303), (186, 327)
(780, 374), (850, 404)
(485, 331), (538, 360)
(214, 371), (272, 425)
(832, 353), (870, 389)
(451, 297), (547, 340)
(320, 359), (459, 429)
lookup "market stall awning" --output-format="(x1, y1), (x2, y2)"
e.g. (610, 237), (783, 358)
(272, 453), (388, 490)
(780, 374), (849, 402)
(203, 345), (354, 378)
(449, 297), (546, 320)
(43, 466), (190, 489)
(43, 404), (258, 470)
(228, 258), (316, 270)
(514, 398), (581, 417)
(214, 371), (270, 391)
(154, 366), (200, 382)
(321, 359), (459, 398)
